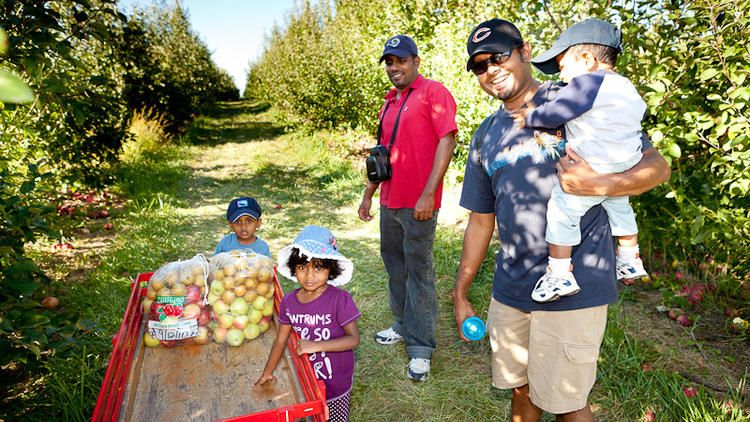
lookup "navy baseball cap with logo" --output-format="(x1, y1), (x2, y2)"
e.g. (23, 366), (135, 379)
(466, 19), (524, 71)
(379, 35), (419, 63)
(531, 19), (622, 75)
(227, 196), (262, 222)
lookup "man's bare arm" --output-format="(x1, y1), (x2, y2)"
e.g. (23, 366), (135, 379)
(453, 211), (495, 341)
(557, 146), (671, 197)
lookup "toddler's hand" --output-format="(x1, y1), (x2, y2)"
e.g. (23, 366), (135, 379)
(510, 108), (529, 128)
(510, 101), (537, 129)
(254, 373), (276, 386)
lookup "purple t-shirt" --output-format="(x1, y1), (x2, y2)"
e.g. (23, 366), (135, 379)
(278, 286), (361, 401)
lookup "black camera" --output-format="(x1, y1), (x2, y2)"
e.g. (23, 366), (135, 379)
(366, 144), (392, 182)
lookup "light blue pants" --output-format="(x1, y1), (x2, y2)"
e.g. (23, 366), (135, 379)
(545, 184), (638, 246)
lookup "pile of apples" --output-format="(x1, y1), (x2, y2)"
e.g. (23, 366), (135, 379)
(143, 256), (212, 348)
(208, 251), (275, 346)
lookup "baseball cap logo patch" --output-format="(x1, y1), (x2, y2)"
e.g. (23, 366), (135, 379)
(386, 37), (400, 47)
(237, 200), (248, 207)
(472, 27), (491, 43)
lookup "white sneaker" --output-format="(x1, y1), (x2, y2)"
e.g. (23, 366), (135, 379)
(373, 327), (403, 345)
(407, 358), (430, 381)
(616, 257), (648, 280)
(531, 268), (581, 303)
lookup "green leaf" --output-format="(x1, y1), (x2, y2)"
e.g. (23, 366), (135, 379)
(699, 68), (719, 81)
(0, 28), (7, 54)
(0, 70), (34, 103)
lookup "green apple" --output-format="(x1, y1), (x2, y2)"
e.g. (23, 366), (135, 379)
(243, 323), (260, 340)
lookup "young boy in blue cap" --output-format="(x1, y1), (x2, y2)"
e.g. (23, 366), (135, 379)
(511, 19), (650, 302)
(214, 196), (271, 257)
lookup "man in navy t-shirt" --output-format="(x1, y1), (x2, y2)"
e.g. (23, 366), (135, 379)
(452, 19), (670, 420)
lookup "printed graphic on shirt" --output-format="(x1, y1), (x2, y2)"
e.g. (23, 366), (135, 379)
(486, 130), (566, 176)
(288, 311), (335, 380)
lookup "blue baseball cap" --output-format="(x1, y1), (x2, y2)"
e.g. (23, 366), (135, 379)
(531, 19), (622, 74)
(227, 197), (261, 222)
(379, 35), (418, 63)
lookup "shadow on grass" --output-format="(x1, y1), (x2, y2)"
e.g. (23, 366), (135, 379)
(184, 100), (286, 146)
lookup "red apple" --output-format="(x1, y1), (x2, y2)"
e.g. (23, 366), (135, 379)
(675, 271), (683, 280)
(185, 285), (202, 304)
(217, 313), (235, 329)
(197, 308), (211, 325)
(41, 296), (59, 309)
(258, 316), (271, 333)
(160, 339), (178, 348)
(683, 386), (697, 397)
(668, 308), (683, 320)
(182, 303), (201, 319)
(676, 315), (691, 326)
(99, 209), (109, 217)
(103, 223), (114, 230)
(642, 410), (655, 422)
(233, 315), (250, 330)
(213, 327), (228, 343)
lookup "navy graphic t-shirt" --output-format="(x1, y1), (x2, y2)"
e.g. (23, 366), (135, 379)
(460, 81), (652, 311)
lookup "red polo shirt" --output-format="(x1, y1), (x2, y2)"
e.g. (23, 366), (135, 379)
(378, 75), (457, 209)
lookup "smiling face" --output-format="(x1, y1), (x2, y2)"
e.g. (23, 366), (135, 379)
(295, 260), (330, 295)
(473, 42), (536, 109)
(228, 215), (260, 244)
(384, 54), (420, 91)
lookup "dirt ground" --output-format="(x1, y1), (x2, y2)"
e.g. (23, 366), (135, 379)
(620, 284), (749, 402)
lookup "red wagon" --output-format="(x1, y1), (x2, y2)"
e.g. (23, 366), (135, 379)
(92, 271), (327, 421)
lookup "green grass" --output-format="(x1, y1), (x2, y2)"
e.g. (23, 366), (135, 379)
(5, 100), (747, 421)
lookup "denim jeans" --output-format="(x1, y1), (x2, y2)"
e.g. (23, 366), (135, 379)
(379, 206), (438, 360)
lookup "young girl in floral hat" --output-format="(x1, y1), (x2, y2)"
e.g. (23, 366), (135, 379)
(255, 225), (360, 422)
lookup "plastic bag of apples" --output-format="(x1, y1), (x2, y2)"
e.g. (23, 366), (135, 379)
(207, 250), (275, 346)
(142, 254), (212, 348)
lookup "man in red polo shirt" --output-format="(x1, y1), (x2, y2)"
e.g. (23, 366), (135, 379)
(358, 34), (457, 381)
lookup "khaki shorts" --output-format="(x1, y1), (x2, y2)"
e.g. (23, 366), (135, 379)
(487, 298), (607, 414)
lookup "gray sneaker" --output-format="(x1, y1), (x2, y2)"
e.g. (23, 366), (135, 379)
(373, 327), (403, 345)
(407, 358), (430, 381)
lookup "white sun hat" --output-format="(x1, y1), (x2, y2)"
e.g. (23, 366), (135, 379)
(277, 225), (354, 286)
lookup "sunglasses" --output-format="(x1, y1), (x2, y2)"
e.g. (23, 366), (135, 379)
(470, 46), (520, 75)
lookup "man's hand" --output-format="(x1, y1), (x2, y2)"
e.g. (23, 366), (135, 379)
(358, 197), (374, 222)
(413, 192), (435, 220)
(557, 145), (671, 197)
(556, 146), (605, 196)
(358, 181), (379, 222)
(452, 293), (477, 342)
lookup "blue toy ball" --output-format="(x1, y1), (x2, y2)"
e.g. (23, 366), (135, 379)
(462, 316), (486, 341)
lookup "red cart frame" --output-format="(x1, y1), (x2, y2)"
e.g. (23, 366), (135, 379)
(92, 271), (327, 422)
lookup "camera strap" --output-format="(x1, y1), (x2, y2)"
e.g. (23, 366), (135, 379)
(375, 88), (414, 153)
